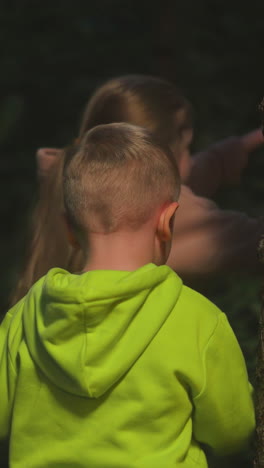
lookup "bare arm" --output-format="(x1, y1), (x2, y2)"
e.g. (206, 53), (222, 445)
(185, 129), (264, 197)
(167, 185), (264, 280)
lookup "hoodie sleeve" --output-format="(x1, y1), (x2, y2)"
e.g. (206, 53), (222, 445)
(0, 303), (23, 439)
(192, 312), (255, 455)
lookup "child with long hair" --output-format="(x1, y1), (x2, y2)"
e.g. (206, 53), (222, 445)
(10, 74), (264, 305)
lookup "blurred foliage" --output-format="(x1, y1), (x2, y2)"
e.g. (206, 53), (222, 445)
(1, 1), (264, 466)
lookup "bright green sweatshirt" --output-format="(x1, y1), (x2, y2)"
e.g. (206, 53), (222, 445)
(0, 264), (255, 467)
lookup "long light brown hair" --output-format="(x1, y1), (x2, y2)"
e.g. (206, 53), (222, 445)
(10, 150), (82, 306)
(10, 75), (191, 305)
(79, 75), (192, 157)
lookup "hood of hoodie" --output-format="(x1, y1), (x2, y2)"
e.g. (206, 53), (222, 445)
(23, 263), (182, 398)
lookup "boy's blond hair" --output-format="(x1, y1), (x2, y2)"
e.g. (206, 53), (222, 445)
(63, 123), (180, 237)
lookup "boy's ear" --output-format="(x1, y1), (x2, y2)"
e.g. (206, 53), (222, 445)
(62, 213), (80, 248)
(156, 202), (179, 242)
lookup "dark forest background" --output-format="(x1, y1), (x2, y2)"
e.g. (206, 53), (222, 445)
(1, 1), (264, 466)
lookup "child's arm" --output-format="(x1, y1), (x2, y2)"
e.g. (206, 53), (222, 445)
(0, 302), (23, 439)
(192, 313), (255, 454)
(185, 129), (263, 197)
(167, 185), (264, 278)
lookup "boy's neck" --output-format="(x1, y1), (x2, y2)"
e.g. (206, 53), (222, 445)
(82, 229), (156, 272)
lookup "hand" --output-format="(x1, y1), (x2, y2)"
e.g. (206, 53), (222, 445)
(240, 128), (264, 154)
(215, 128), (264, 185)
(36, 147), (63, 178)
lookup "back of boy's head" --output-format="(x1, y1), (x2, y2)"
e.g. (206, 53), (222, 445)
(79, 75), (193, 158)
(64, 122), (180, 239)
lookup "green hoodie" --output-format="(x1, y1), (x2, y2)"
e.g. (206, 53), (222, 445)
(0, 264), (255, 467)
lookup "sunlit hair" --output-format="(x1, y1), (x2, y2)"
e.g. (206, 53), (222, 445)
(64, 123), (180, 239)
(79, 74), (193, 160)
(9, 154), (83, 306)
